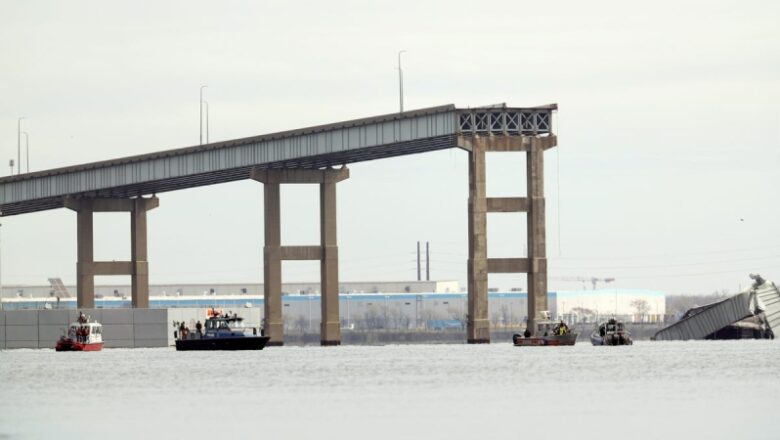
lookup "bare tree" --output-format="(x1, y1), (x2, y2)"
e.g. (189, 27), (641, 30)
(490, 312), (501, 328)
(294, 315), (307, 334)
(630, 298), (651, 319)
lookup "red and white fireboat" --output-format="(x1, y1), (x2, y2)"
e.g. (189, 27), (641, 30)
(55, 312), (104, 351)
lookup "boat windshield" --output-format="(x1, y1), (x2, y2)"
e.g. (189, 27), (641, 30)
(205, 319), (246, 330)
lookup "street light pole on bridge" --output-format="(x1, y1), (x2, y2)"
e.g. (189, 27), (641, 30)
(199, 85), (208, 145)
(22, 132), (29, 173)
(17, 117), (25, 175)
(398, 50), (406, 112)
(203, 101), (209, 144)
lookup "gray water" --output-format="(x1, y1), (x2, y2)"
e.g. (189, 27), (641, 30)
(1, 341), (778, 440)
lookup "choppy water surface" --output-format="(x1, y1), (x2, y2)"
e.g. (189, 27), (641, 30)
(1, 341), (778, 440)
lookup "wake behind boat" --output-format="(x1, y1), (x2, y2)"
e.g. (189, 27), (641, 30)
(513, 311), (578, 346)
(174, 309), (270, 351)
(590, 318), (633, 346)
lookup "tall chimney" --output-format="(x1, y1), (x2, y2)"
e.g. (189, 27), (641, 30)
(426, 241), (430, 281)
(416, 241), (421, 281)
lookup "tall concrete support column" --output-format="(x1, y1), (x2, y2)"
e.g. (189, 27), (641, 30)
(130, 198), (151, 308)
(65, 196), (159, 309)
(76, 207), (95, 309)
(526, 138), (547, 333)
(263, 182), (284, 346)
(252, 167), (349, 347)
(459, 134), (557, 341)
(320, 181), (340, 345)
(467, 142), (490, 343)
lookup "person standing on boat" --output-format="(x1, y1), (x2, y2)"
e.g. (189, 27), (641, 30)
(195, 320), (203, 338)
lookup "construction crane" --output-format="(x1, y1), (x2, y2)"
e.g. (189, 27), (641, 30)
(550, 276), (615, 290)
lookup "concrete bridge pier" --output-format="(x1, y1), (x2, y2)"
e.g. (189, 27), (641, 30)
(460, 135), (557, 342)
(64, 196), (159, 309)
(251, 167), (349, 346)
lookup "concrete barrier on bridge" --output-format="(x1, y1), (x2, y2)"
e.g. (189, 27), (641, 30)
(0, 308), (172, 349)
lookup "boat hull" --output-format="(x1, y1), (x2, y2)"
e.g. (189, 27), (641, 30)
(513, 333), (578, 346)
(55, 338), (103, 352)
(175, 336), (270, 351)
(590, 331), (632, 346)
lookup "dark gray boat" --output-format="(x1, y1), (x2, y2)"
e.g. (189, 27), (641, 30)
(590, 318), (632, 346)
(175, 314), (270, 351)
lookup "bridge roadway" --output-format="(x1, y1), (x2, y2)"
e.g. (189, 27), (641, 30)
(0, 103), (557, 346)
(0, 104), (554, 216)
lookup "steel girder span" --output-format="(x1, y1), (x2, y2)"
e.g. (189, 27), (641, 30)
(0, 104), (555, 216)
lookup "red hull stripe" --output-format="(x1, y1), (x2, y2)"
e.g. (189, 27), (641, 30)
(55, 339), (104, 352)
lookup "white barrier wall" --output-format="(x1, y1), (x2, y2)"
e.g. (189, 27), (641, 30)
(0, 309), (171, 349)
(0, 308), (262, 349)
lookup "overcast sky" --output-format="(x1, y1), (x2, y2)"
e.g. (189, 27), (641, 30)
(0, 0), (778, 295)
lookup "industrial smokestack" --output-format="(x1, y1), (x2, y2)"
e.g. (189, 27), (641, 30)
(426, 241), (430, 281)
(416, 241), (421, 281)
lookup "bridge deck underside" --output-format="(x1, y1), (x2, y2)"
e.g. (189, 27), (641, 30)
(0, 104), (555, 216)
(0, 135), (457, 215)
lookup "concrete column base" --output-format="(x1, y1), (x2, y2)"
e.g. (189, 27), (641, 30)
(467, 318), (491, 344)
(320, 320), (340, 346)
(264, 320), (284, 346)
(321, 340), (341, 347)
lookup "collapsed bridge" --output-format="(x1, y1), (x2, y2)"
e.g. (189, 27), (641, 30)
(654, 275), (780, 341)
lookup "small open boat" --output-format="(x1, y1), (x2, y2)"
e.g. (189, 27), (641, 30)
(513, 311), (578, 346)
(590, 318), (632, 346)
(55, 312), (104, 351)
